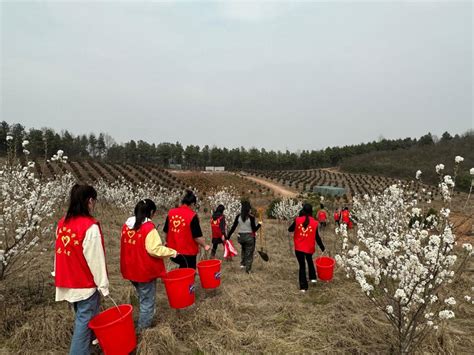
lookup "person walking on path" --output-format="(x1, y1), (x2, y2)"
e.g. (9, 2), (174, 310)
(288, 203), (325, 293)
(210, 204), (228, 258)
(333, 208), (340, 226)
(317, 204), (328, 227)
(54, 184), (109, 355)
(121, 199), (177, 331)
(228, 201), (261, 274)
(163, 190), (210, 269)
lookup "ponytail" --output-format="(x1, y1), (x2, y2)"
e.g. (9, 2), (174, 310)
(301, 203), (313, 228)
(133, 199), (157, 230)
(303, 215), (310, 228)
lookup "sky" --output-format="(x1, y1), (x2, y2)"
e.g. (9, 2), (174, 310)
(1, 0), (472, 151)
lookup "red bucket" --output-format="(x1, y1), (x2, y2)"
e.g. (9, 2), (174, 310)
(314, 256), (335, 282)
(163, 268), (196, 309)
(197, 259), (222, 289)
(88, 304), (136, 355)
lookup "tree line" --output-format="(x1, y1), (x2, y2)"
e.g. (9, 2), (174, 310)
(0, 121), (464, 171)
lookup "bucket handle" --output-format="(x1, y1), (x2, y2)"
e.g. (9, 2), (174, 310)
(105, 294), (122, 316)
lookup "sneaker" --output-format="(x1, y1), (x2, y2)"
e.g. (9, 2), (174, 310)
(92, 339), (99, 345)
(240, 265), (245, 269)
(300, 289), (307, 293)
(310, 279), (317, 284)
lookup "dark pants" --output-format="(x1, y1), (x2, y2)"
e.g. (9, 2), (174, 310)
(211, 238), (223, 257)
(295, 250), (317, 290)
(171, 254), (197, 269)
(238, 233), (256, 273)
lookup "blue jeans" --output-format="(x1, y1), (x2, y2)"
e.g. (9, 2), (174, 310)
(70, 291), (100, 355)
(132, 280), (156, 330)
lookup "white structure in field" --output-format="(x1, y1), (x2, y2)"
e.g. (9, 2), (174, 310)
(205, 166), (225, 172)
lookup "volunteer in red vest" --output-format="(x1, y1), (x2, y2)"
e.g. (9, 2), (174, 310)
(210, 204), (227, 258)
(163, 190), (210, 269)
(288, 203), (325, 293)
(334, 208), (341, 226)
(121, 199), (177, 331)
(317, 204), (328, 227)
(341, 207), (351, 226)
(54, 184), (108, 355)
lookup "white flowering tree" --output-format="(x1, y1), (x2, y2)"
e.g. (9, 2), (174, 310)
(336, 157), (473, 353)
(207, 187), (241, 224)
(0, 141), (75, 280)
(271, 197), (303, 221)
(96, 177), (181, 215)
(271, 198), (303, 254)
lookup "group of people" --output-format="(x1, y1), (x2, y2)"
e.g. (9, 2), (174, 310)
(54, 184), (347, 354)
(315, 204), (352, 228)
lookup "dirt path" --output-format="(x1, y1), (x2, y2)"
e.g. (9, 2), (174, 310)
(241, 175), (298, 198)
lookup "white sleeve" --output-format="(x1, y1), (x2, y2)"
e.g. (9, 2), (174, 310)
(83, 224), (109, 297)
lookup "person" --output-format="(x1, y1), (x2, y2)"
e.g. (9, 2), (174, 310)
(227, 201), (261, 274)
(210, 204), (227, 258)
(340, 207), (351, 227)
(317, 204), (328, 227)
(54, 184), (109, 355)
(333, 208), (340, 226)
(288, 203), (325, 293)
(163, 190), (210, 269)
(120, 199), (177, 331)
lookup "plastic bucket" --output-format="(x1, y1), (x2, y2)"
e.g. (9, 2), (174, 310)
(88, 304), (136, 355)
(314, 256), (335, 282)
(163, 268), (196, 309)
(197, 259), (222, 289)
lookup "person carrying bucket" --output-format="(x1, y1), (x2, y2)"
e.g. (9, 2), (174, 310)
(120, 199), (177, 331)
(227, 201), (261, 274)
(163, 190), (210, 269)
(317, 204), (328, 227)
(210, 204), (228, 259)
(53, 184), (109, 355)
(288, 203), (325, 293)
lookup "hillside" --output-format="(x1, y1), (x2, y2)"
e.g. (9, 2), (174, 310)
(340, 134), (473, 190)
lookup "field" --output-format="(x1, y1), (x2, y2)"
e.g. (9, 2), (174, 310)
(1, 167), (473, 354)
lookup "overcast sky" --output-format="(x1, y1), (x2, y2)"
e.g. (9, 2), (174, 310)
(1, 1), (472, 151)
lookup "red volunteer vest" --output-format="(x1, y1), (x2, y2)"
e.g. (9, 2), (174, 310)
(317, 210), (327, 222)
(293, 216), (319, 254)
(120, 221), (166, 282)
(334, 212), (340, 222)
(55, 216), (105, 288)
(341, 210), (350, 224)
(166, 205), (199, 255)
(210, 216), (224, 238)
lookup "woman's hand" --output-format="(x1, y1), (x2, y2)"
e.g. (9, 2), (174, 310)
(204, 244), (211, 251)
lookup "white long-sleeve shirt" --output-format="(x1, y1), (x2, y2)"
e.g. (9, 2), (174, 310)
(54, 224), (109, 303)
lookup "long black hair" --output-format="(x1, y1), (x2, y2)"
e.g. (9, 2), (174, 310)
(65, 184), (97, 221)
(301, 203), (313, 228)
(212, 204), (225, 220)
(240, 200), (251, 222)
(181, 190), (197, 206)
(133, 199), (157, 230)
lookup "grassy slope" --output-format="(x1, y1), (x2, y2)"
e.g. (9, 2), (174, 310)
(1, 205), (472, 354)
(340, 135), (474, 190)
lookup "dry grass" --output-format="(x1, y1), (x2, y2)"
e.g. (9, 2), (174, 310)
(0, 204), (473, 354)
